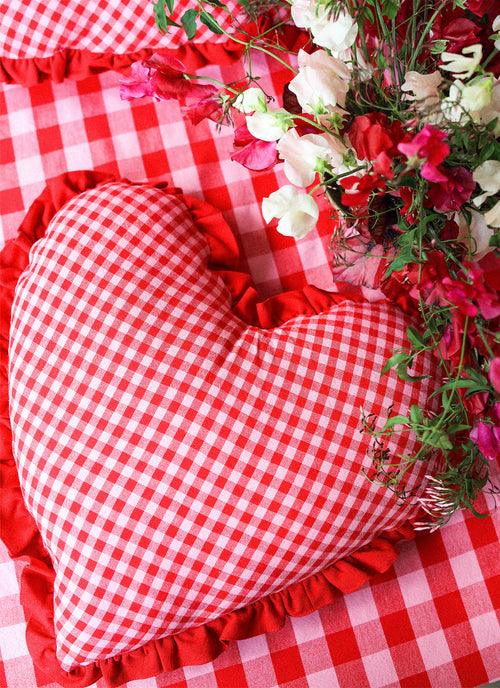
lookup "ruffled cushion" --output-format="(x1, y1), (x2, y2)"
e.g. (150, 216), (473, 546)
(0, 0), (243, 86)
(2, 172), (441, 687)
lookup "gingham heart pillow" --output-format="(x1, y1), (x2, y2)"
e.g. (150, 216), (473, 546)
(2, 172), (441, 687)
(0, 0), (242, 85)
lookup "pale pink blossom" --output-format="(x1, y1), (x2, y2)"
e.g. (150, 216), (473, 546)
(288, 49), (350, 114)
(277, 129), (347, 187)
(456, 209), (496, 260)
(262, 185), (319, 239)
(401, 70), (442, 101)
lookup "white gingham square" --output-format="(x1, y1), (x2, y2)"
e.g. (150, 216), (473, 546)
(9, 181), (440, 670)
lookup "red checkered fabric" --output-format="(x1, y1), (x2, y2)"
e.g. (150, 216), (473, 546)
(1, 52), (499, 688)
(9, 179), (439, 670)
(0, 0), (237, 58)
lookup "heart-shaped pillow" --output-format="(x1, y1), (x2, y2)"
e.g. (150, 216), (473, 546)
(4, 173), (440, 686)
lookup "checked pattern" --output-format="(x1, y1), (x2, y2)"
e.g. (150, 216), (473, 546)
(9, 182), (439, 670)
(0, 0), (238, 59)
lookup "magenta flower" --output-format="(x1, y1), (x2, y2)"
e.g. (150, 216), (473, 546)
(230, 122), (278, 171)
(489, 358), (500, 393)
(120, 54), (219, 107)
(470, 421), (500, 461)
(397, 124), (450, 182)
(119, 61), (156, 100)
(427, 166), (475, 212)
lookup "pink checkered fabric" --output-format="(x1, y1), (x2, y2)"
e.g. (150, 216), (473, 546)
(9, 181), (439, 670)
(0, 0), (237, 58)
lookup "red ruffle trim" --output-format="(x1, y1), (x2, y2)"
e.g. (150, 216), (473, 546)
(0, 39), (244, 87)
(0, 171), (418, 688)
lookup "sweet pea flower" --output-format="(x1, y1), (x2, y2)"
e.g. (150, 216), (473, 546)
(288, 49), (350, 115)
(484, 200), (500, 228)
(456, 209), (496, 259)
(489, 358), (500, 393)
(478, 79), (500, 136)
(461, 77), (494, 117)
(246, 109), (292, 141)
(291, 1), (358, 54)
(401, 70), (443, 101)
(470, 419), (500, 461)
(277, 129), (347, 187)
(441, 44), (482, 80)
(233, 87), (268, 113)
(262, 185), (319, 239)
(397, 124), (449, 182)
(493, 16), (500, 50)
(472, 160), (500, 206)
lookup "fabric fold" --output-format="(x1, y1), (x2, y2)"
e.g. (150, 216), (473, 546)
(0, 171), (420, 688)
(0, 39), (244, 86)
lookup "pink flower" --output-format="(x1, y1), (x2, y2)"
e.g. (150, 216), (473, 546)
(427, 166), (475, 212)
(120, 54), (219, 115)
(288, 49), (350, 114)
(120, 61), (156, 100)
(230, 122), (278, 171)
(470, 420), (500, 461)
(397, 124), (450, 182)
(489, 358), (500, 393)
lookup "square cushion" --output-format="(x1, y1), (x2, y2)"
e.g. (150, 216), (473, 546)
(0, 0), (242, 85)
(1, 172), (441, 686)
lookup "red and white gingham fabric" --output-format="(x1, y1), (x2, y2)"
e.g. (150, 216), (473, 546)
(9, 178), (438, 669)
(0, 0), (237, 58)
(1, 53), (499, 688)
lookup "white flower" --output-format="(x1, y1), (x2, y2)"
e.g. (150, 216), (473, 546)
(246, 109), (291, 141)
(440, 44), (482, 80)
(473, 160), (500, 197)
(493, 16), (500, 50)
(478, 78), (500, 136)
(456, 209), (495, 260)
(441, 80), (465, 122)
(262, 185), (319, 239)
(401, 70), (442, 101)
(277, 129), (347, 187)
(288, 49), (350, 115)
(233, 87), (267, 113)
(485, 200), (500, 228)
(461, 77), (493, 115)
(291, 1), (358, 54)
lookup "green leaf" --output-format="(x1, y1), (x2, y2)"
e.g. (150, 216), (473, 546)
(181, 8), (198, 39)
(200, 11), (223, 34)
(383, 0), (399, 19)
(382, 415), (410, 431)
(153, 0), (169, 32)
(406, 326), (425, 348)
(381, 352), (408, 376)
(410, 405), (424, 425)
(429, 379), (476, 399)
(205, 0), (225, 6)
(396, 362), (428, 382)
(489, 232), (500, 249)
(165, 0), (174, 12)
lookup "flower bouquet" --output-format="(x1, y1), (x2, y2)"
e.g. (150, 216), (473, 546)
(121, 0), (500, 529)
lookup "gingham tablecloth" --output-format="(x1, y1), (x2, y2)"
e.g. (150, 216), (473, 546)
(1, 56), (499, 688)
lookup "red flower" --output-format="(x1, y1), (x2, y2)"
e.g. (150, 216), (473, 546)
(340, 172), (385, 207)
(427, 165), (475, 213)
(349, 112), (408, 161)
